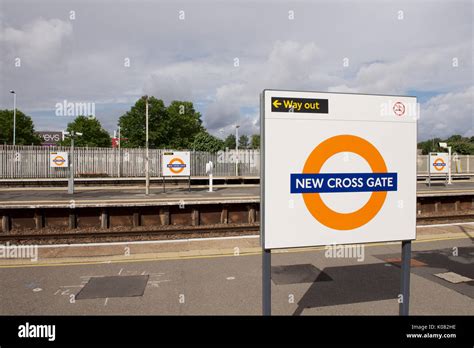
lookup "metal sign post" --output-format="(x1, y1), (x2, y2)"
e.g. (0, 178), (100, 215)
(399, 240), (412, 315)
(262, 249), (271, 316)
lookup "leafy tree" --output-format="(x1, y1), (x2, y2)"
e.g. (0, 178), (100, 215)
(118, 96), (167, 148)
(447, 134), (463, 143)
(238, 134), (249, 149)
(58, 116), (111, 147)
(418, 135), (474, 155)
(165, 101), (204, 149)
(118, 97), (203, 149)
(224, 134), (236, 149)
(449, 141), (474, 155)
(250, 134), (260, 149)
(0, 109), (41, 145)
(192, 131), (224, 152)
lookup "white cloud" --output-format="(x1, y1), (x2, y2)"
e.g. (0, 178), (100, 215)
(328, 42), (471, 95)
(419, 86), (474, 140)
(1, 18), (72, 67)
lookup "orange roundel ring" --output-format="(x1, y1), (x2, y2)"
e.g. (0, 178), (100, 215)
(433, 158), (445, 171)
(53, 155), (66, 166)
(168, 158), (185, 174)
(302, 135), (388, 230)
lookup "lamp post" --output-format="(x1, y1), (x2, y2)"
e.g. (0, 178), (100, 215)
(9, 90), (16, 146)
(439, 142), (452, 184)
(235, 125), (240, 177)
(63, 131), (82, 194)
(145, 96), (150, 195)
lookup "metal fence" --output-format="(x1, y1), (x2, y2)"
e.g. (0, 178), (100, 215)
(0, 145), (472, 179)
(0, 145), (260, 178)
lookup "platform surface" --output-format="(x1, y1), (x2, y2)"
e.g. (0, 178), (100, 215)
(0, 225), (472, 315)
(0, 182), (473, 208)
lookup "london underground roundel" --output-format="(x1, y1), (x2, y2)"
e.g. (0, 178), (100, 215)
(292, 135), (397, 230)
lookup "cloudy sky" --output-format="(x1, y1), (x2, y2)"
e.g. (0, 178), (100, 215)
(0, 0), (472, 140)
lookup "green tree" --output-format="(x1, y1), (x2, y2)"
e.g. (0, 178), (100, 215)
(0, 109), (41, 145)
(250, 134), (260, 149)
(449, 141), (474, 155)
(118, 96), (167, 148)
(447, 134), (463, 143)
(224, 134), (236, 149)
(58, 116), (111, 147)
(165, 101), (204, 149)
(192, 131), (224, 152)
(118, 97), (203, 149)
(239, 134), (249, 149)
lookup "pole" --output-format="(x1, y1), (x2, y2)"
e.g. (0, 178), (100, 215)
(68, 135), (74, 194)
(262, 249), (271, 316)
(145, 97), (150, 195)
(399, 240), (411, 316)
(235, 126), (239, 177)
(12, 93), (16, 146)
(428, 153), (431, 187)
(447, 146), (452, 184)
(118, 126), (121, 178)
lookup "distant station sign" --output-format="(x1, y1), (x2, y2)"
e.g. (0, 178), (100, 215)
(429, 152), (449, 174)
(162, 151), (190, 176)
(50, 152), (68, 168)
(262, 90), (417, 249)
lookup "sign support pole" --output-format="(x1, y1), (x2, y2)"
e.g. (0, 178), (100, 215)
(68, 137), (74, 194)
(399, 240), (411, 316)
(262, 248), (271, 316)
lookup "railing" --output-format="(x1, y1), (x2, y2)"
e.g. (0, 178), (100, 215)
(0, 145), (472, 179)
(0, 146), (260, 178)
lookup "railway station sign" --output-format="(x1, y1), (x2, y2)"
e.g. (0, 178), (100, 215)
(49, 152), (68, 168)
(262, 90), (418, 249)
(162, 151), (190, 176)
(429, 152), (449, 174)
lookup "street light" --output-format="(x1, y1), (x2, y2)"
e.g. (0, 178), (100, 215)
(145, 96), (150, 195)
(63, 131), (83, 194)
(9, 90), (16, 146)
(439, 142), (452, 184)
(235, 124), (240, 177)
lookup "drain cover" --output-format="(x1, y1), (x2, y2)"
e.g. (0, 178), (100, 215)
(76, 275), (149, 300)
(271, 264), (332, 285)
(434, 272), (472, 284)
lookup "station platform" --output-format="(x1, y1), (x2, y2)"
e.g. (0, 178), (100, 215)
(0, 181), (473, 208)
(0, 186), (259, 209)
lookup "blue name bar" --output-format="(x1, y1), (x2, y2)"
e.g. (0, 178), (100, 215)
(290, 173), (398, 193)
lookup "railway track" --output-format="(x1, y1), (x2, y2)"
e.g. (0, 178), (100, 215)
(1, 213), (473, 245)
(0, 224), (260, 244)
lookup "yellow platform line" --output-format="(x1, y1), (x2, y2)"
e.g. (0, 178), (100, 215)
(0, 234), (470, 269)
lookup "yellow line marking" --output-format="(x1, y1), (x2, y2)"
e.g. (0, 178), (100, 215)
(0, 235), (469, 269)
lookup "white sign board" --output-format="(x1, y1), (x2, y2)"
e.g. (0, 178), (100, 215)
(50, 152), (69, 168)
(429, 153), (449, 174)
(262, 90), (417, 249)
(162, 151), (191, 176)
